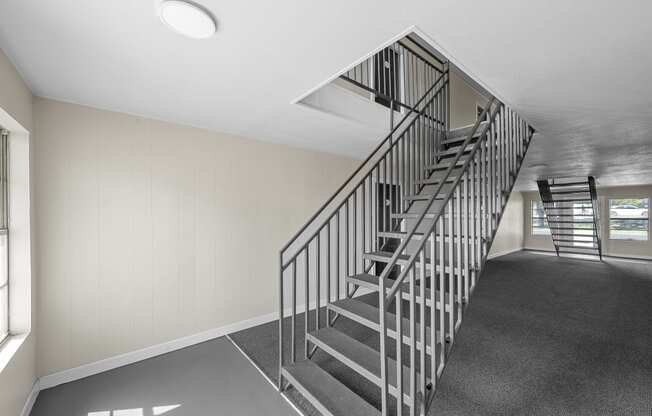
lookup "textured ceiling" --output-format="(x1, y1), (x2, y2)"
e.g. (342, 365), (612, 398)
(0, 0), (651, 190)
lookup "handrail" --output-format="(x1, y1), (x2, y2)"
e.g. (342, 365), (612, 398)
(383, 97), (499, 303)
(279, 69), (449, 268)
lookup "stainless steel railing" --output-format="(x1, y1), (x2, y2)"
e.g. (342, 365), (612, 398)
(278, 48), (534, 414)
(376, 101), (534, 414)
(278, 67), (450, 388)
(340, 37), (445, 116)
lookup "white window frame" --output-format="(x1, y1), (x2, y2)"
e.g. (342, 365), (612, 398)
(0, 110), (32, 374)
(608, 197), (649, 241)
(0, 129), (8, 347)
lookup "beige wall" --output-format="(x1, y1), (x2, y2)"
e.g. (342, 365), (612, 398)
(489, 192), (524, 258)
(34, 98), (358, 376)
(0, 48), (36, 416)
(449, 71), (488, 129)
(523, 185), (652, 259)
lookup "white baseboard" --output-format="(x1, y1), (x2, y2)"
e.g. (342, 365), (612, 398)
(37, 287), (361, 391)
(19, 380), (39, 416)
(487, 247), (523, 260)
(524, 248), (652, 262)
(38, 311), (278, 390)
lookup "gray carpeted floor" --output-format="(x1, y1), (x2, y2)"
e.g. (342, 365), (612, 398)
(230, 251), (652, 415)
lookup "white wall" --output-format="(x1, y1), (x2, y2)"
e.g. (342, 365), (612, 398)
(34, 98), (358, 376)
(523, 185), (652, 259)
(489, 192), (524, 258)
(0, 48), (36, 416)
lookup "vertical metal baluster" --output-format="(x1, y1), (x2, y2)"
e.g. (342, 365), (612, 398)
(389, 133), (394, 240)
(396, 284), (404, 413)
(353, 190), (357, 275)
(316, 232), (320, 331)
(409, 266), (416, 416)
(470, 157), (476, 292)
(490, 119), (495, 232)
(375, 166), (379, 251)
(336, 210), (340, 301)
(447, 200), (454, 344)
(463, 170), (470, 304)
(438, 216), (445, 372)
(429, 231), (437, 389)
(455, 185), (462, 329)
(279, 260), (284, 389)
(368, 175), (373, 255)
(379, 274), (389, 416)
(291, 260), (297, 362)
(500, 105), (508, 192)
(304, 246), (309, 359)
(345, 200), (349, 292)
(507, 109), (514, 186)
(475, 152), (481, 289)
(326, 222), (331, 327)
(402, 132), (406, 212)
(498, 106), (503, 208)
(362, 181), (366, 274)
(480, 135), (486, 260)
(419, 250), (426, 415)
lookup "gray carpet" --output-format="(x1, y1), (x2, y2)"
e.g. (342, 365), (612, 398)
(230, 251), (652, 415)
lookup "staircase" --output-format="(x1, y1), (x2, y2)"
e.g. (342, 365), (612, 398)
(536, 177), (602, 260)
(277, 65), (535, 415)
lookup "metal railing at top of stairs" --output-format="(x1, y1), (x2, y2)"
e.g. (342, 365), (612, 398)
(278, 67), (450, 388)
(375, 99), (534, 414)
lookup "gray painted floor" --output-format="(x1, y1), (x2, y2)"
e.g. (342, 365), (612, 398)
(31, 337), (298, 416)
(231, 252), (652, 415)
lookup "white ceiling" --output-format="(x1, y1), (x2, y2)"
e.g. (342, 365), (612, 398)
(1, 0), (651, 191)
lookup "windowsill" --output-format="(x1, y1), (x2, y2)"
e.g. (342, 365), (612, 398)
(0, 333), (28, 374)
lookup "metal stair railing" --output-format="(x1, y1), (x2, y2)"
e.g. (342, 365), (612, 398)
(376, 100), (534, 415)
(588, 176), (603, 260)
(278, 67), (451, 390)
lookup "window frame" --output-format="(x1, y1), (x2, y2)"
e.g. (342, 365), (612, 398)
(608, 197), (649, 241)
(0, 129), (8, 346)
(531, 200), (550, 236)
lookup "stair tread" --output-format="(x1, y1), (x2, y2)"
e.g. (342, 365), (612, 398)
(328, 298), (436, 348)
(390, 200), (445, 219)
(445, 122), (488, 141)
(404, 193), (447, 202)
(415, 175), (458, 185)
(548, 181), (589, 188)
(545, 198), (592, 203)
(426, 158), (467, 171)
(308, 327), (422, 393)
(378, 231), (425, 240)
(347, 273), (453, 310)
(437, 144), (474, 158)
(557, 244), (598, 250)
(377, 231), (478, 241)
(282, 360), (380, 416)
(550, 189), (590, 194)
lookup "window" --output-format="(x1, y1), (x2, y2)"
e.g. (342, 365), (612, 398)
(531, 200), (550, 235)
(609, 198), (649, 241)
(0, 130), (8, 344)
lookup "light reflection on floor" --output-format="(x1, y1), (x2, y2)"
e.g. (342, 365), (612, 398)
(88, 404), (180, 416)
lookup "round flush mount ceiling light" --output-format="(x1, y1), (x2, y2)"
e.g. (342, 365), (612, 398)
(159, 0), (216, 39)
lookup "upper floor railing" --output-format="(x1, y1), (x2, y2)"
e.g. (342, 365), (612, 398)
(340, 38), (446, 118)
